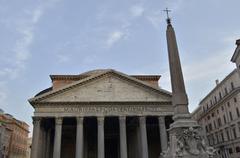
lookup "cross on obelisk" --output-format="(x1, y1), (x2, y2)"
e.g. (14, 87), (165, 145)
(163, 8), (172, 24)
(163, 8), (171, 19)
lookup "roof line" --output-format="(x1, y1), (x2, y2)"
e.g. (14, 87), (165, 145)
(199, 69), (237, 104)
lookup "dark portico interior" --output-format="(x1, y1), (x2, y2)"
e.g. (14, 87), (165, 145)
(38, 116), (173, 158)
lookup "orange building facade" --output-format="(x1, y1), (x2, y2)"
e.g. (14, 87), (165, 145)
(0, 111), (29, 158)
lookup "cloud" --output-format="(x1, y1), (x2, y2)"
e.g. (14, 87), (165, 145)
(146, 11), (162, 29)
(160, 48), (235, 92)
(0, 91), (7, 105)
(144, 0), (184, 29)
(57, 54), (70, 63)
(223, 33), (240, 44)
(183, 51), (234, 83)
(130, 5), (144, 17)
(82, 55), (98, 64)
(0, 67), (21, 80)
(0, 0), (61, 80)
(9, 13), (39, 79)
(0, 82), (8, 107)
(32, 8), (44, 24)
(106, 31), (125, 47)
(164, 0), (184, 12)
(14, 27), (34, 63)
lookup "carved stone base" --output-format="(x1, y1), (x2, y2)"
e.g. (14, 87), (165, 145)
(161, 119), (216, 158)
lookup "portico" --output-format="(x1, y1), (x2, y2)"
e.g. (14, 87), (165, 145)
(31, 115), (172, 158)
(29, 69), (174, 158)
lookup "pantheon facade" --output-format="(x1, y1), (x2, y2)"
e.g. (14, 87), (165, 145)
(29, 69), (174, 158)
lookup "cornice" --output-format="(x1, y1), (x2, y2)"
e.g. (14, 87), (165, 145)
(199, 87), (240, 118)
(50, 75), (89, 81)
(231, 39), (240, 62)
(51, 74), (161, 81)
(199, 69), (237, 104)
(131, 75), (161, 81)
(32, 101), (172, 107)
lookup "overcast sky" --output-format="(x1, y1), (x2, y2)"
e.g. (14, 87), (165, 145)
(0, 0), (239, 132)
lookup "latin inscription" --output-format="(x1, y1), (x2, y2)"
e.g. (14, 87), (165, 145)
(63, 106), (162, 113)
(35, 105), (173, 117)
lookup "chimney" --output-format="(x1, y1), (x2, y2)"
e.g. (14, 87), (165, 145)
(215, 79), (219, 85)
(236, 39), (240, 46)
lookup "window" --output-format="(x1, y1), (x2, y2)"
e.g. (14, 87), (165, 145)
(212, 113), (215, 117)
(218, 118), (222, 127)
(237, 108), (240, 117)
(209, 123), (213, 131)
(227, 102), (230, 107)
(223, 115), (227, 124)
(231, 82), (234, 90)
(214, 120), (216, 129)
(215, 96), (217, 102)
(229, 148), (233, 154)
(229, 111), (233, 121)
(232, 126), (237, 139)
(225, 87), (228, 95)
(205, 125), (209, 133)
(212, 134), (215, 145)
(234, 97), (237, 103)
(238, 122), (240, 133)
(226, 128), (230, 140)
(219, 92), (222, 99)
(207, 136), (211, 145)
(215, 132), (219, 144)
(236, 146), (240, 153)
(221, 106), (224, 111)
(221, 131), (224, 142)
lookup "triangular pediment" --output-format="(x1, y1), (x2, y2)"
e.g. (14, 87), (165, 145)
(29, 70), (171, 103)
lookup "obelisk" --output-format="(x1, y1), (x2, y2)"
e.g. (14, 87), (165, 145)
(162, 9), (215, 158)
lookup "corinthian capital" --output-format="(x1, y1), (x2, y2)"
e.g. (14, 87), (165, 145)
(158, 116), (165, 123)
(76, 117), (84, 124)
(32, 117), (41, 125)
(55, 117), (63, 125)
(97, 117), (104, 125)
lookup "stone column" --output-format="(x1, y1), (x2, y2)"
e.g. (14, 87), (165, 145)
(76, 117), (84, 158)
(30, 117), (41, 158)
(119, 116), (128, 158)
(53, 117), (63, 158)
(97, 117), (105, 158)
(40, 127), (46, 158)
(158, 116), (168, 152)
(139, 116), (148, 158)
(45, 128), (51, 158)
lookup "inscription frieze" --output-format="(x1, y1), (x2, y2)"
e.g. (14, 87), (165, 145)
(63, 106), (162, 113)
(35, 104), (173, 117)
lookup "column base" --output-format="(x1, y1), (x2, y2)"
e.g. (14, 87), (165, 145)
(160, 120), (216, 158)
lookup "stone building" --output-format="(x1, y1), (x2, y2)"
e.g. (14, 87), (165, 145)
(191, 39), (240, 158)
(26, 138), (32, 158)
(0, 111), (29, 158)
(29, 69), (174, 158)
(0, 117), (12, 158)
